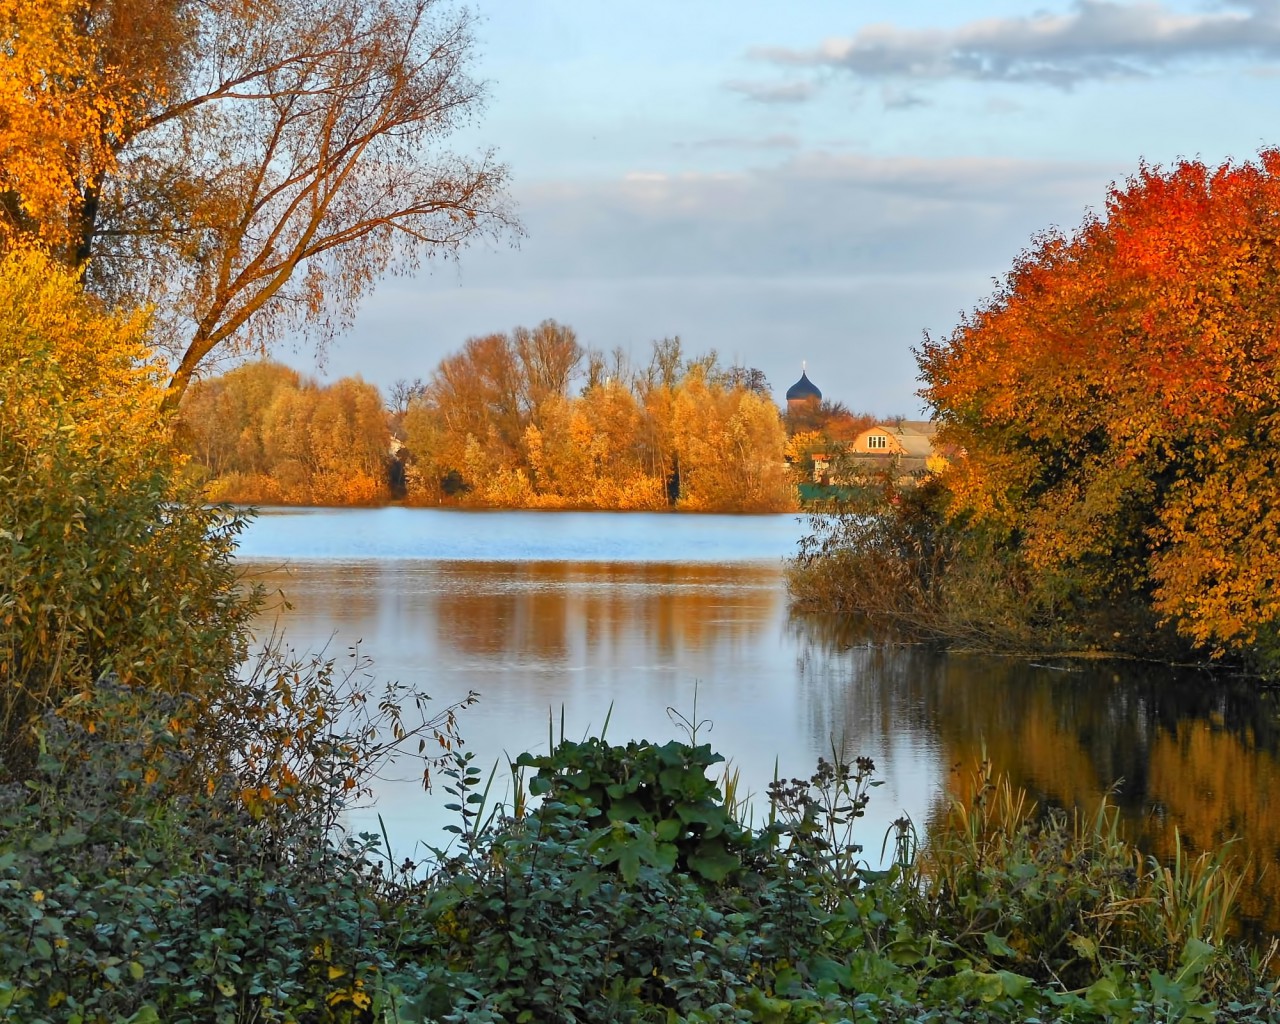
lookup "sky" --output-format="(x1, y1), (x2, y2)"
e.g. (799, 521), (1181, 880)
(290, 0), (1280, 416)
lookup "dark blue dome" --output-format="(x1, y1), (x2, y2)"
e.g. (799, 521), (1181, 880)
(786, 370), (821, 402)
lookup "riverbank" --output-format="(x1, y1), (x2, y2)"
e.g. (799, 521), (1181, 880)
(4, 700), (1275, 1023)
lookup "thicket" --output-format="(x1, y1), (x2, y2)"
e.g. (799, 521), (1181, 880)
(6, 701), (1279, 1023)
(792, 151), (1280, 673)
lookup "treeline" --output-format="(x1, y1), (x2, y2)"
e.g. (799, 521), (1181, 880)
(180, 322), (797, 512)
(179, 363), (390, 505)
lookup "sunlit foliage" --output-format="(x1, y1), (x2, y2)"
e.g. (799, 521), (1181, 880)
(0, 0), (127, 254)
(2, 0), (516, 409)
(0, 249), (252, 770)
(403, 328), (795, 512)
(917, 150), (1280, 667)
(180, 362), (391, 504)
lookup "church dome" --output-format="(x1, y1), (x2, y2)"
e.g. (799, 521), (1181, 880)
(786, 370), (822, 402)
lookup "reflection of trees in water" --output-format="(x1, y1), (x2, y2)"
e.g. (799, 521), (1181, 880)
(790, 612), (1280, 936)
(789, 613), (947, 761)
(254, 560), (783, 671)
(432, 562), (781, 665)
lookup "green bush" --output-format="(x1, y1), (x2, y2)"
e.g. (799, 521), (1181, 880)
(0, 249), (256, 777)
(0, 653), (475, 1024)
(3, 702), (1278, 1023)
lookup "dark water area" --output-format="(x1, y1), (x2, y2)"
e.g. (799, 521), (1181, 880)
(236, 507), (1280, 939)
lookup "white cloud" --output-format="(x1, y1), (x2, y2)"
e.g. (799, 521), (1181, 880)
(750, 1), (1280, 89)
(724, 78), (819, 103)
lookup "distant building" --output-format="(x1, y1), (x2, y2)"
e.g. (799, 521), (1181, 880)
(850, 421), (937, 458)
(785, 367), (822, 416)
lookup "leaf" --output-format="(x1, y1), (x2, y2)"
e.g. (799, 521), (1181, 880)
(983, 931), (1016, 958)
(686, 839), (740, 883)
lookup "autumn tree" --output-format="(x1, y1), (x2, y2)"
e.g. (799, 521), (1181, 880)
(668, 368), (793, 512)
(180, 361), (305, 480)
(516, 320), (584, 415)
(917, 150), (1280, 668)
(0, 0), (128, 254)
(425, 331), (528, 483)
(389, 377), (428, 417)
(2, 0), (515, 410)
(180, 361), (390, 503)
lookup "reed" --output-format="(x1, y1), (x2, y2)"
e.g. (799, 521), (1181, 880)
(912, 755), (1254, 993)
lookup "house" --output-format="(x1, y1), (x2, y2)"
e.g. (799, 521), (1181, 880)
(835, 421), (942, 483)
(850, 421), (937, 458)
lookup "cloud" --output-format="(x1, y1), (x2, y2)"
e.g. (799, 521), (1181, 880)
(881, 87), (930, 110)
(677, 133), (802, 151)
(724, 78), (819, 103)
(319, 152), (1117, 409)
(439, 153), (1121, 293)
(749, 1), (1280, 89)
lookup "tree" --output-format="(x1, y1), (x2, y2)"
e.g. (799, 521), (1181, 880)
(0, 0), (126, 253)
(3, 0), (516, 410)
(669, 367), (793, 512)
(180, 361), (391, 503)
(389, 377), (428, 417)
(515, 319), (583, 415)
(918, 150), (1280, 666)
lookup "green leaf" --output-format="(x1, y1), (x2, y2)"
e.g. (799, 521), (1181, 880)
(655, 818), (681, 842)
(983, 931), (1016, 958)
(687, 839), (740, 883)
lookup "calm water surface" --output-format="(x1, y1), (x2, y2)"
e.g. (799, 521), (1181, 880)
(238, 507), (1280, 937)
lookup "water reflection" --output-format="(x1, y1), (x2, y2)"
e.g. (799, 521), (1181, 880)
(790, 614), (1280, 937)
(244, 544), (1280, 938)
(245, 558), (941, 859)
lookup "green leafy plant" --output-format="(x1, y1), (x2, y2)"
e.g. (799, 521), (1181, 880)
(516, 736), (752, 884)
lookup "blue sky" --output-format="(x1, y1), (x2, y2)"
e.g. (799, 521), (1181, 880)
(299, 0), (1280, 415)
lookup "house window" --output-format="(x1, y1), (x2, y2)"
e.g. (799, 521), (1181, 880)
(867, 434), (888, 450)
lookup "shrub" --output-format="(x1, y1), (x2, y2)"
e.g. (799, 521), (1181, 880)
(0, 648), (476, 1024)
(910, 757), (1261, 999)
(0, 249), (255, 776)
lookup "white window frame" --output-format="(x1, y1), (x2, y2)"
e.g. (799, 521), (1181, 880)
(866, 434), (888, 450)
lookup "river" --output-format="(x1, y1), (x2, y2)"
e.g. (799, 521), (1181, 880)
(236, 506), (1280, 937)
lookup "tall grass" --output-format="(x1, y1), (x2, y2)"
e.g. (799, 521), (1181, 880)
(910, 755), (1264, 993)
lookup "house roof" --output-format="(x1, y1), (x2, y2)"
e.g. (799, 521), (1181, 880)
(863, 421), (938, 458)
(786, 370), (822, 402)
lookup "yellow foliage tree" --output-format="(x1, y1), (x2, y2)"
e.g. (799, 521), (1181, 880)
(0, 0), (126, 254)
(181, 361), (390, 504)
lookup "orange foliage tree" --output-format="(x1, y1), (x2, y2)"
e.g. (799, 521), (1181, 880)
(180, 361), (391, 504)
(0, 0), (129, 254)
(403, 330), (793, 512)
(918, 150), (1280, 667)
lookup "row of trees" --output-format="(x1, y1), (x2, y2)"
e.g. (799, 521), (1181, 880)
(402, 324), (794, 511)
(180, 325), (799, 511)
(180, 362), (391, 505)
